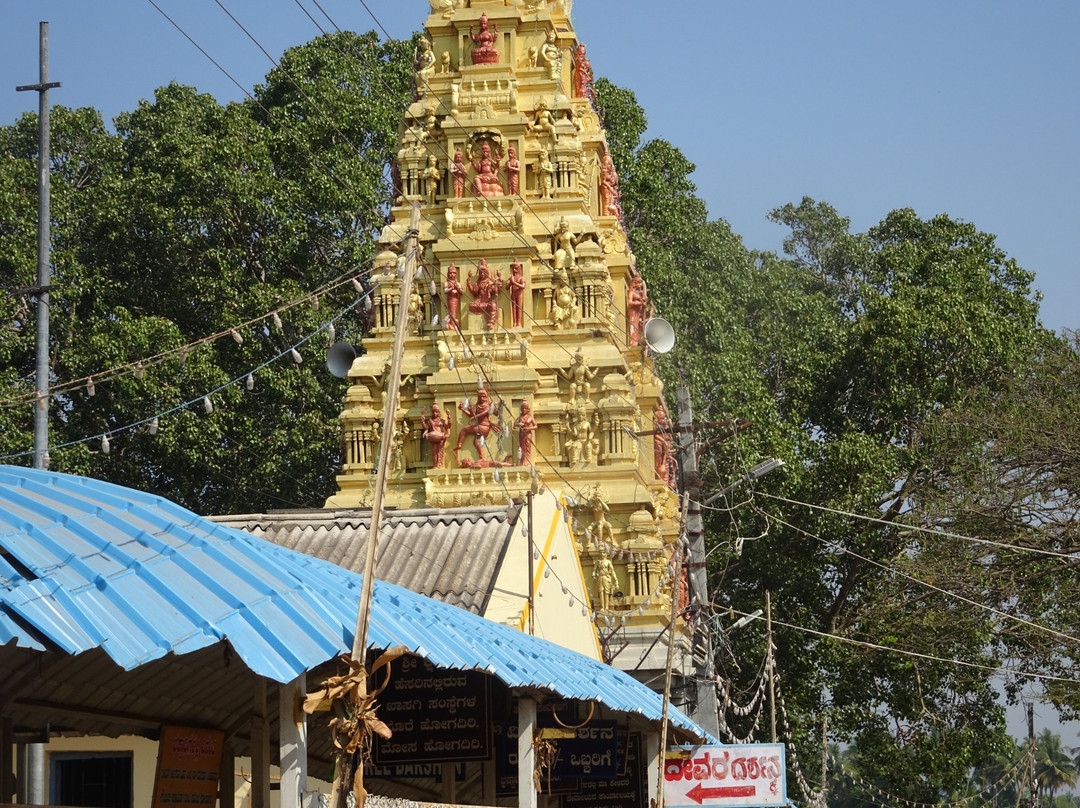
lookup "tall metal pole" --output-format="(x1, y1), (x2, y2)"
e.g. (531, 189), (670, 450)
(16, 22), (60, 473)
(15, 24), (60, 803)
(676, 375), (719, 737)
(766, 590), (776, 744)
(527, 490), (535, 636)
(331, 203), (421, 808)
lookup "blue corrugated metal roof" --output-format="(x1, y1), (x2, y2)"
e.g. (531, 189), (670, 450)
(0, 465), (711, 740)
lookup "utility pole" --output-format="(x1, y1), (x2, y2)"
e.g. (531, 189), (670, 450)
(15, 23), (60, 804)
(676, 375), (720, 737)
(17, 22), (61, 474)
(766, 590), (776, 743)
(333, 203), (421, 808)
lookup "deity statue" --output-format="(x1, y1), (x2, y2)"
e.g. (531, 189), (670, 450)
(514, 400), (538, 465)
(508, 257), (526, 328)
(550, 265), (577, 330)
(653, 404), (675, 487)
(444, 264), (464, 330)
(560, 348), (597, 403)
(527, 100), (557, 142)
(389, 420), (410, 478)
(406, 283), (424, 335)
(440, 51), (452, 74)
(505, 145), (521, 195)
(573, 42), (593, 98)
(469, 13), (499, 65)
(467, 258), (503, 330)
(454, 386), (495, 461)
(540, 30), (560, 81)
(414, 37), (436, 93)
(469, 141), (505, 197)
(429, 0), (455, 18)
(599, 150), (620, 217)
(552, 216), (580, 270)
(423, 155), (440, 206)
(449, 148), (468, 198)
(592, 552), (617, 612)
(627, 274), (648, 347)
(421, 403), (453, 469)
(537, 148), (554, 198)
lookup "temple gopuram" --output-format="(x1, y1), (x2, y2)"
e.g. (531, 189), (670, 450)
(322, 0), (690, 694)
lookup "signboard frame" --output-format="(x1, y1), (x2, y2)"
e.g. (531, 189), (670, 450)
(663, 743), (787, 808)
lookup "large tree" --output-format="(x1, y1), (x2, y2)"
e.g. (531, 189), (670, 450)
(0, 31), (412, 514)
(594, 78), (1065, 802)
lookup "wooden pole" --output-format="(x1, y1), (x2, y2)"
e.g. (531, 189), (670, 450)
(655, 495), (689, 808)
(332, 203), (421, 808)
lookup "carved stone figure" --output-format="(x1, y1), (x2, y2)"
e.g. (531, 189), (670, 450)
(469, 13), (499, 65)
(573, 43), (592, 98)
(423, 155), (440, 206)
(653, 404), (675, 487)
(560, 348), (597, 403)
(444, 264), (464, 330)
(550, 266), (577, 329)
(449, 148), (468, 198)
(508, 257), (526, 327)
(540, 31), (560, 81)
(470, 141), (505, 197)
(537, 148), (554, 198)
(599, 150), (620, 216)
(429, 0), (455, 18)
(467, 258), (503, 330)
(414, 37), (436, 93)
(505, 145), (521, 195)
(389, 420), (410, 477)
(421, 403), (452, 469)
(439, 51), (452, 74)
(528, 100), (557, 142)
(627, 274), (648, 347)
(593, 553), (617, 611)
(553, 216), (579, 270)
(514, 400), (538, 465)
(406, 283), (424, 334)
(454, 386), (495, 461)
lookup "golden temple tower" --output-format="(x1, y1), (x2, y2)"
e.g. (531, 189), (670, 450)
(327, 0), (689, 685)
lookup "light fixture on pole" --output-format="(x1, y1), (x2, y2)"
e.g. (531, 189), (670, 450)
(704, 457), (785, 506)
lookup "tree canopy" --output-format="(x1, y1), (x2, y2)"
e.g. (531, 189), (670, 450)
(0, 31), (412, 514)
(594, 77), (1075, 802)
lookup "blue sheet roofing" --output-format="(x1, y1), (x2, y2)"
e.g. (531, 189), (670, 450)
(0, 465), (711, 740)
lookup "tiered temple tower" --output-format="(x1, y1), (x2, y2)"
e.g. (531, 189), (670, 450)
(327, 0), (688, 683)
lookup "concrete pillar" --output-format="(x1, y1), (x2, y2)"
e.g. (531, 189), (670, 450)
(280, 673), (308, 808)
(517, 696), (537, 808)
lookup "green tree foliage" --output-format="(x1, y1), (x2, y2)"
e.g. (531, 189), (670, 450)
(0, 31), (411, 513)
(595, 78), (1065, 801)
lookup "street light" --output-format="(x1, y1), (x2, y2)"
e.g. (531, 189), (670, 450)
(703, 458), (785, 506)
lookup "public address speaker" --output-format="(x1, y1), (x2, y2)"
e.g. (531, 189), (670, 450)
(643, 317), (676, 354)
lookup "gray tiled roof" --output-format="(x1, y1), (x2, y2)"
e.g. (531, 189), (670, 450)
(211, 505), (521, 615)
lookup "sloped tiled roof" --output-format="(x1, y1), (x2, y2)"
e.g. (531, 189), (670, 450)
(211, 505), (519, 615)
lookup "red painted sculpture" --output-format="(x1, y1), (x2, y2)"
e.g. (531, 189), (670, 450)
(505, 145), (521, 195)
(455, 386), (495, 461)
(653, 404), (675, 488)
(573, 43), (593, 98)
(449, 148), (468, 198)
(444, 264), (464, 330)
(421, 403), (452, 469)
(470, 141), (505, 197)
(467, 258), (503, 330)
(514, 400), (538, 465)
(508, 257), (525, 328)
(469, 13), (499, 65)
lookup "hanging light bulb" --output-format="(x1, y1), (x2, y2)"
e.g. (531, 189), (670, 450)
(245, 373), (255, 391)
(414, 266), (424, 279)
(179, 346), (190, 366)
(516, 447), (523, 462)
(521, 523), (528, 538)
(134, 362), (144, 381)
(290, 348), (303, 364)
(463, 396), (471, 409)
(36, 392), (46, 411)
(231, 329), (243, 344)
(493, 467), (500, 482)
(429, 281), (437, 297)
(148, 416), (159, 436)
(569, 595), (575, 607)
(476, 374), (483, 389)
(502, 423), (510, 439)
(86, 377), (95, 397)
(42, 452), (50, 470)
(581, 605), (588, 617)
(431, 314), (440, 328)
(327, 323), (336, 343)
(533, 547), (540, 561)
(555, 500), (562, 512)
(272, 312), (283, 330)
(560, 583), (568, 595)
(352, 276), (364, 292)
(101, 433), (110, 454)
(311, 294), (320, 310)
(448, 357), (455, 370)
(543, 568), (550, 579)
(203, 396), (214, 414)
(364, 296), (373, 312)
(462, 345), (471, 360)
(477, 435), (485, 448)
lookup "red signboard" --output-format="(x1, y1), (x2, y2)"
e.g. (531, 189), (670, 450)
(663, 744), (786, 808)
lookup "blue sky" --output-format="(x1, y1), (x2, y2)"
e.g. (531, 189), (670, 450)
(4, 2), (1077, 332)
